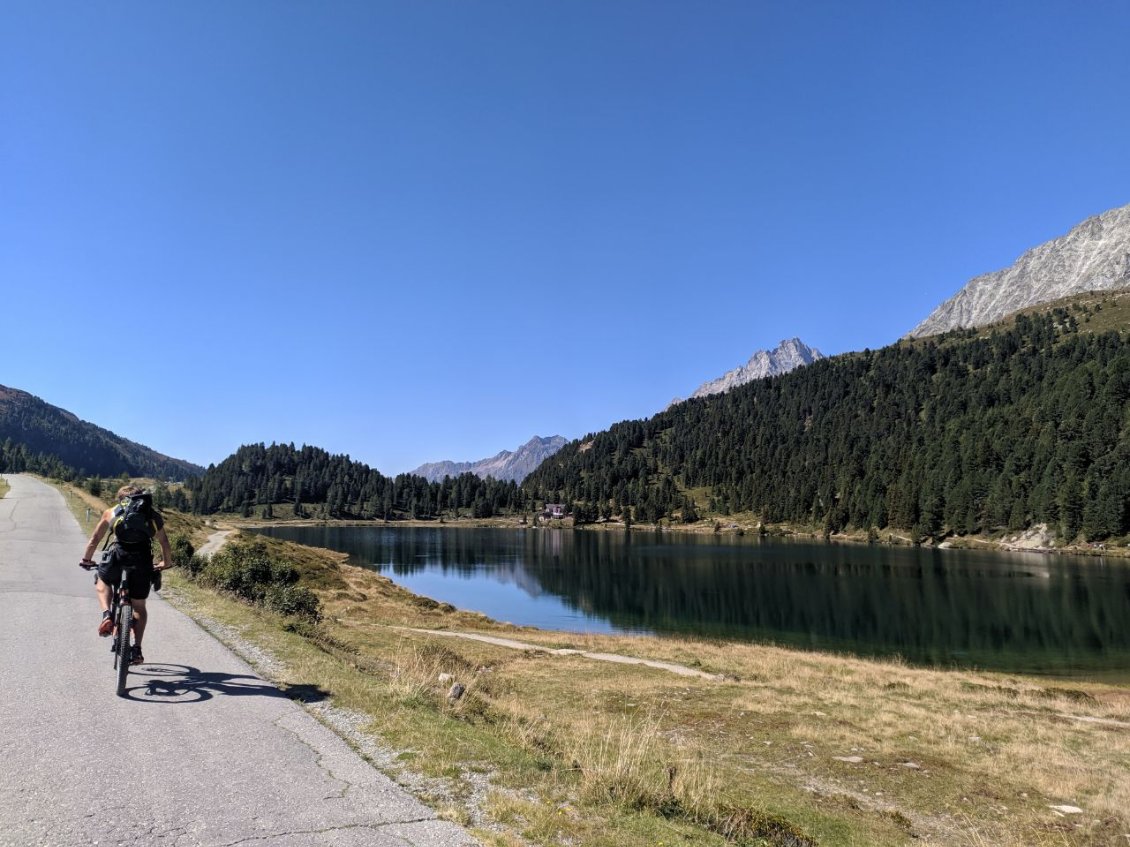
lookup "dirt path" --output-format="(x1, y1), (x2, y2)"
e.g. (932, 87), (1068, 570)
(394, 626), (726, 680)
(198, 528), (235, 557)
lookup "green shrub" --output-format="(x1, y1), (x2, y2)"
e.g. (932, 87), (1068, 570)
(199, 550), (272, 601)
(269, 562), (299, 586)
(169, 534), (195, 567)
(187, 541), (321, 622)
(182, 554), (207, 578)
(265, 584), (321, 621)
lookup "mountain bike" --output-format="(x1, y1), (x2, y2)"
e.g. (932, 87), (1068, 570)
(80, 554), (138, 696)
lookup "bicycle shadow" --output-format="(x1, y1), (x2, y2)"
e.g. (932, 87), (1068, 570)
(122, 663), (328, 705)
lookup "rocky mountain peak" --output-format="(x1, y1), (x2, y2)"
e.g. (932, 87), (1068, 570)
(688, 338), (824, 400)
(909, 202), (1130, 338)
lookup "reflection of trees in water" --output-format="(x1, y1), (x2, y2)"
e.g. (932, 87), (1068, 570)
(256, 527), (1130, 672)
(543, 536), (1130, 671)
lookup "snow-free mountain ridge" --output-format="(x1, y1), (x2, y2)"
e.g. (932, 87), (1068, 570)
(909, 202), (1130, 338)
(0, 383), (203, 479)
(411, 435), (567, 484)
(686, 338), (825, 401)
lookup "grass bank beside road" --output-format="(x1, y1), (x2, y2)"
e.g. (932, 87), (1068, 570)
(153, 529), (1128, 847)
(40, 479), (1130, 845)
(0, 476), (9, 499)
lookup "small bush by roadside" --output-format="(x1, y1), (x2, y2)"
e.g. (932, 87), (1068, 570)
(178, 536), (321, 623)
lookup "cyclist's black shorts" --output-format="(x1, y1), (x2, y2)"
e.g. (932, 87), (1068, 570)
(96, 547), (154, 600)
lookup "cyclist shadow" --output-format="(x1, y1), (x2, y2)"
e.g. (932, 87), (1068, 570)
(123, 663), (328, 705)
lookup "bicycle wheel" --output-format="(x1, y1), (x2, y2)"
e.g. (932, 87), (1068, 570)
(116, 603), (133, 697)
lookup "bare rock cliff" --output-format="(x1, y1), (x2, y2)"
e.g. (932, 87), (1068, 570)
(909, 202), (1130, 338)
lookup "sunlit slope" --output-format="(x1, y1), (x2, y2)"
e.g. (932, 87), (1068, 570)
(524, 290), (1130, 542)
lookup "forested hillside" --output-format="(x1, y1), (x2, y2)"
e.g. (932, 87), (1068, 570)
(525, 297), (1130, 542)
(0, 385), (203, 480)
(186, 442), (528, 519)
(0, 438), (76, 480)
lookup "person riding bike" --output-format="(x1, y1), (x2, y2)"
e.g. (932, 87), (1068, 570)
(80, 484), (174, 665)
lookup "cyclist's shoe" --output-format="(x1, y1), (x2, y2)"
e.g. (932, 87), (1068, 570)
(98, 611), (113, 637)
(130, 645), (144, 666)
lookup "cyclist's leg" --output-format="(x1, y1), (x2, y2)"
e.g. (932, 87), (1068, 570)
(133, 598), (148, 646)
(95, 577), (112, 613)
(95, 553), (119, 611)
(94, 555), (120, 635)
(123, 555), (154, 646)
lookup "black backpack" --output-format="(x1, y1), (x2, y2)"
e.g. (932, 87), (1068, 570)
(113, 492), (155, 549)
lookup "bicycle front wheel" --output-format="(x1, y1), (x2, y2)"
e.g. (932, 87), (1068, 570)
(116, 603), (133, 697)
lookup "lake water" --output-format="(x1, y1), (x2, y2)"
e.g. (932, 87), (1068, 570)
(253, 525), (1130, 677)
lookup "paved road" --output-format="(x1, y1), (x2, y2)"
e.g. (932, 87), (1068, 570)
(0, 475), (479, 847)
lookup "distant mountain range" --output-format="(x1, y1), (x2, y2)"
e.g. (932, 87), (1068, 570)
(10, 202), (1129, 505)
(411, 435), (568, 484)
(421, 339), (826, 481)
(909, 201), (1130, 337)
(0, 384), (203, 479)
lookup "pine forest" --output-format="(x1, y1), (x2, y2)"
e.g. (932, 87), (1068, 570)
(524, 304), (1130, 542)
(185, 442), (527, 520)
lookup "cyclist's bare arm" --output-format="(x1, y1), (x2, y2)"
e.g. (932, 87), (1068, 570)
(154, 526), (174, 571)
(80, 510), (113, 566)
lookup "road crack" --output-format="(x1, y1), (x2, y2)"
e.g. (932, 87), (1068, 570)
(272, 713), (353, 801)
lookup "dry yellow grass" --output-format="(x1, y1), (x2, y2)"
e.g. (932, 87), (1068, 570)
(158, 532), (1130, 846)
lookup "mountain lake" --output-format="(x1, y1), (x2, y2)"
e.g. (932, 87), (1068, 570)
(252, 525), (1130, 679)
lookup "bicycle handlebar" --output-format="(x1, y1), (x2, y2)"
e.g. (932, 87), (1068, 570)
(79, 558), (170, 571)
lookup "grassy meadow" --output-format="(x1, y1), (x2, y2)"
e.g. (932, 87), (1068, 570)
(49, 480), (1130, 846)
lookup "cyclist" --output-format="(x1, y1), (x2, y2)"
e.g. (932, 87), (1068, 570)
(80, 484), (174, 665)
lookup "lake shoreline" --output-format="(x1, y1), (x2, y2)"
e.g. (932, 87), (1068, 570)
(166, 530), (1130, 847)
(220, 512), (1130, 561)
(247, 521), (1130, 679)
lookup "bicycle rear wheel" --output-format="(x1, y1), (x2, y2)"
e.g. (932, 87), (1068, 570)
(116, 603), (133, 697)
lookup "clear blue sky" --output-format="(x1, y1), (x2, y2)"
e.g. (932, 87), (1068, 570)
(3, 1), (1129, 475)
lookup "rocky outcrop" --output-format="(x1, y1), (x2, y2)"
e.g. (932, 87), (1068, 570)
(909, 202), (1130, 338)
(411, 435), (567, 484)
(687, 338), (824, 400)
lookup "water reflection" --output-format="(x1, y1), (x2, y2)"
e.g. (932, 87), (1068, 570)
(253, 526), (1130, 674)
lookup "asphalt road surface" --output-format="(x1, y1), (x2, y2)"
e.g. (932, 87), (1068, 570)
(0, 474), (480, 847)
